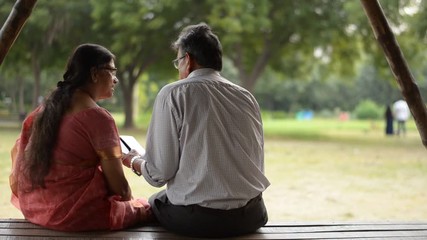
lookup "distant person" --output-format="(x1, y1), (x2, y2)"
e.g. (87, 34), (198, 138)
(10, 43), (150, 231)
(122, 23), (270, 238)
(392, 99), (410, 136)
(385, 104), (394, 135)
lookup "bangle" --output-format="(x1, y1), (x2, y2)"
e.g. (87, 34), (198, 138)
(130, 156), (142, 176)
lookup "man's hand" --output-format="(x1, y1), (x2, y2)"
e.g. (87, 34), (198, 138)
(121, 149), (141, 168)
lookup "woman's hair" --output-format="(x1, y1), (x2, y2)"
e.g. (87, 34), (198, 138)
(171, 23), (223, 71)
(27, 43), (115, 188)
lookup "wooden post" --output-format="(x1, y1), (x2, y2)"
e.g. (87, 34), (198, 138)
(0, 0), (37, 66)
(360, 0), (427, 149)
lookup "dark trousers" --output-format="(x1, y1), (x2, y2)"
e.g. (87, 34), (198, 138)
(149, 190), (268, 238)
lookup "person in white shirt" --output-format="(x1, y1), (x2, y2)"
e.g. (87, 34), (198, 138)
(393, 99), (410, 136)
(123, 23), (270, 238)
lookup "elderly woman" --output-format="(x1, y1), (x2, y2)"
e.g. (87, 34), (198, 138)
(10, 43), (150, 231)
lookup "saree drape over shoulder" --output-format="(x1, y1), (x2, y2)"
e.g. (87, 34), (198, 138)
(10, 107), (149, 231)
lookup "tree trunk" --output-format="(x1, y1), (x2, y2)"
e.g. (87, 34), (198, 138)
(123, 89), (135, 129)
(360, 0), (427, 149)
(234, 42), (272, 93)
(0, 0), (37, 66)
(119, 72), (136, 129)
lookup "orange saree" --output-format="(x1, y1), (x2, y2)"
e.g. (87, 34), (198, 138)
(10, 107), (149, 231)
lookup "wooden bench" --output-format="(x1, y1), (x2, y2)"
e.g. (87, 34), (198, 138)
(1, 219), (427, 239)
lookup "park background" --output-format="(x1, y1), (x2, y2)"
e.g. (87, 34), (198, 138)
(0, 0), (426, 221)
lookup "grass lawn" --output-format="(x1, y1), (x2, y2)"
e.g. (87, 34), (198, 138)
(0, 117), (426, 222)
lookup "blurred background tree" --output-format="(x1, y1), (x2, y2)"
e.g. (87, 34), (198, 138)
(0, 0), (426, 127)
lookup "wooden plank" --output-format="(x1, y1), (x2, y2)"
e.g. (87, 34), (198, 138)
(257, 223), (427, 233)
(0, 223), (164, 232)
(3, 229), (427, 239)
(0, 229), (192, 239)
(241, 232), (427, 240)
(2, 219), (427, 239)
(265, 221), (427, 226)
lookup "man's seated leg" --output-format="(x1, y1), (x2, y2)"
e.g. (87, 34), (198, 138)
(149, 190), (268, 238)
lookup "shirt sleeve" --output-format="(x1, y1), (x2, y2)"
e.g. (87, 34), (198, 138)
(141, 87), (181, 187)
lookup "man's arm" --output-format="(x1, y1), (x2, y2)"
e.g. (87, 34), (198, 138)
(138, 89), (181, 187)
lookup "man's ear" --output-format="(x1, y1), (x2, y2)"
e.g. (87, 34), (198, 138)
(183, 54), (192, 75)
(187, 54), (199, 72)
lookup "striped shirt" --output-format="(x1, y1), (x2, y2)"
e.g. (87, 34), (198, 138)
(141, 68), (270, 210)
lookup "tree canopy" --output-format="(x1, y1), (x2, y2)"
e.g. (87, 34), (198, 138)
(1, 0), (426, 129)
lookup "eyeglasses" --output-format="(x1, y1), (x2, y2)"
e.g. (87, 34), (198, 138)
(172, 55), (186, 69)
(99, 66), (117, 76)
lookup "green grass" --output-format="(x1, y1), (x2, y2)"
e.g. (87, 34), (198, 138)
(1, 116), (426, 221)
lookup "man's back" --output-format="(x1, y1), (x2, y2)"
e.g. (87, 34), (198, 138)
(145, 68), (270, 209)
(139, 22), (269, 238)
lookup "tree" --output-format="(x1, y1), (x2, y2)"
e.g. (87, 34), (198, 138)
(204, 0), (360, 92)
(2, 0), (94, 109)
(2, 0), (427, 130)
(90, 0), (206, 128)
(0, 0), (36, 114)
(0, 0), (37, 65)
(361, 0), (427, 149)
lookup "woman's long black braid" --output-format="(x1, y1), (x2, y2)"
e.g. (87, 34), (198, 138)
(26, 44), (114, 189)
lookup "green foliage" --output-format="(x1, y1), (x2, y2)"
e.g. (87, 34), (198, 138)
(255, 67), (358, 113)
(353, 100), (383, 120)
(205, 0), (366, 91)
(90, 0), (198, 127)
(2, 0), (427, 127)
(261, 110), (290, 120)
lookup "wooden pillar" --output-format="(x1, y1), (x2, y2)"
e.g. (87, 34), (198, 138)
(0, 0), (38, 66)
(360, 0), (427, 149)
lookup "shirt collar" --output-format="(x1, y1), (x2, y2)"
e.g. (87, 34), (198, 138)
(187, 68), (220, 79)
